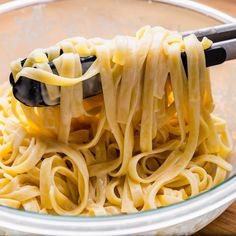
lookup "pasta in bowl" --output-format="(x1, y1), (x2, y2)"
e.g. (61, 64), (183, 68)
(0, 0), (236, 235)
(3, 26), (232, 216)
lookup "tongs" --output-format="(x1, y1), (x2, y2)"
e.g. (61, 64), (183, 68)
(10, 23), (236, 107)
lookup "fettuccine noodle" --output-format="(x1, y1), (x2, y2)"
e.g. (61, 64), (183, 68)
(0, 26), (232, 216)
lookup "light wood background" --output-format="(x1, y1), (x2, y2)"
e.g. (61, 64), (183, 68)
(194, 2), (236, 235)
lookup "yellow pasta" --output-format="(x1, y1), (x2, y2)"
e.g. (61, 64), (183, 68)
(0, 26), (232, 216)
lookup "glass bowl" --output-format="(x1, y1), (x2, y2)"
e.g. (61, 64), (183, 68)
(0, 0), (235, 235)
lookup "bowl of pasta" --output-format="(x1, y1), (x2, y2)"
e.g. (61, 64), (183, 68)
(0, 0), (235, 235)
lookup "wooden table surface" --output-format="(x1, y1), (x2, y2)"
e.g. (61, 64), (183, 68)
(194, 1), (236, 235)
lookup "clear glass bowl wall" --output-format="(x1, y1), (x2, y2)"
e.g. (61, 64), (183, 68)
(0, 0), (235, 235)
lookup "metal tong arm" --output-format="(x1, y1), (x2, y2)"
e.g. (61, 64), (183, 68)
(10, 23), (236, 107)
